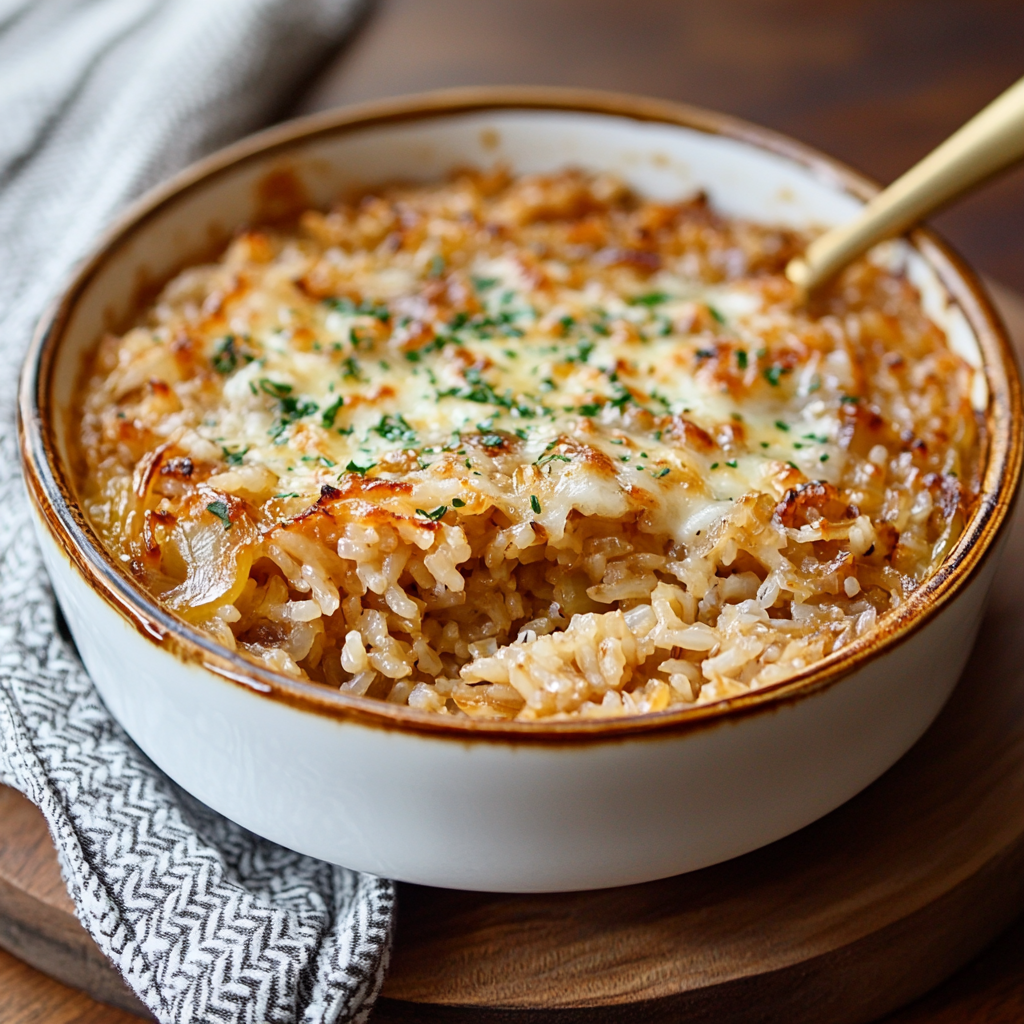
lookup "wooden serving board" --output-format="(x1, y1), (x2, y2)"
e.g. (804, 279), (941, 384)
(2, 286), (1024, 1024)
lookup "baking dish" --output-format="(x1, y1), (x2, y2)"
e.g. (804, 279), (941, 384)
(19, 88), (1022, 892)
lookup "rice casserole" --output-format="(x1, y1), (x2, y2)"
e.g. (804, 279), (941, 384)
(75, 168), (984, 720)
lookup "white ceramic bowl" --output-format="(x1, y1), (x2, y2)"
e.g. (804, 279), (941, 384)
(19, 88), (1022, 892)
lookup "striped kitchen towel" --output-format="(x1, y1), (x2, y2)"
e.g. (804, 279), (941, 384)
(0, 2), (395, 1021)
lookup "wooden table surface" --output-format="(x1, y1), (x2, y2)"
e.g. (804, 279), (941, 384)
(5, 2), (1024, 1020)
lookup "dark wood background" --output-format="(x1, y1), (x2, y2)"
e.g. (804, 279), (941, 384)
(5, 1), (1024, 1020)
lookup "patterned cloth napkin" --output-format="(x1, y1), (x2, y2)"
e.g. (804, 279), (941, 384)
(0, 2), (396, 1021)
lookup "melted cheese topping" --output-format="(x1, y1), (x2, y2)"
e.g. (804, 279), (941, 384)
(76, 169), (983, 719)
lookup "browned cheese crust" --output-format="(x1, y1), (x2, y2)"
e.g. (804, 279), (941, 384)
(75, 168), (982, 719)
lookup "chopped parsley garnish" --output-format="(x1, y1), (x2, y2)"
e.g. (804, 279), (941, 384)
(416, 505), (448, 521)
(840, 395), (861, 404)
(530, 495), (542, 514)
(321, 395), (345, 429)
(472, 276), (499, 291)
(349, 326), (371, 350)
(259, 379), (318, 441)
(323, 296), (390, 322)
(301, 455), (337, 468)
(775, 420), (790, 432)
(221, 445), (248, 466)
(206, 501), (232, 530)
(628, 292), (669, 307)
(537, 452), (571, 466)
(452, 497), (466, 507)
(578, 403), (602, 417)
(479, 433), (504, 447)
(345, 459), (375, 475)
(736, 349), (748, 370)
(567, 340), (595, 363)
(427, 255), (446, 278)
(212, 334), (252, 374)
(438, 368), (519, 410)
(726, 459), (738, 468)
(275, 492), (300, 499)
(341, 356), (364, 381)
(708, 305), (725, 324)
(558, 315), (576, 335)
(608, 385), (634, 411)
(763, 365), (791, 387)
(710, 462), (720, 469)
(820, 453), (830, 462)
(372, 413), (417, 444)
(259, 378), (293, 398)
(653, 467), (670, 478)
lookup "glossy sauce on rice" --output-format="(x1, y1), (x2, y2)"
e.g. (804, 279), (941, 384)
(75, 168), (984, 719)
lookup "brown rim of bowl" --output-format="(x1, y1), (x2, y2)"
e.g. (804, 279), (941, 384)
(18, 86), (1024, 744)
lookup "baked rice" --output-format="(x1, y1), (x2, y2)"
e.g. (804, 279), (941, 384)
(75, 167), (984, 719)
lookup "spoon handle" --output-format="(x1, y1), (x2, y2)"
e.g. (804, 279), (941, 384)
(787, 74), (1024, 293)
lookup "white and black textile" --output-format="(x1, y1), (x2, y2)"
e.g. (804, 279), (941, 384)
(0, 2), (396, 1022)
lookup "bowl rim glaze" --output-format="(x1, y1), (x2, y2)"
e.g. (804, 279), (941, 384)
(18, 86), (1024, 743)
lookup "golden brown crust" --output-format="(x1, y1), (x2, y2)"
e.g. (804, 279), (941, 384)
(72, 168), (982, 719)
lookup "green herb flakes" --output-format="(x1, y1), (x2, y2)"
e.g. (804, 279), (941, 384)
(372, 413), (417, 444)
(416, 505), (448, 521)
(321, 396), (344, 429)
(628, 292), (669, 307)
(211, 334), (252, 374)
(221, 446), (248, 466)
(206, 501), (232, 530)
(764, 365), (791, 387)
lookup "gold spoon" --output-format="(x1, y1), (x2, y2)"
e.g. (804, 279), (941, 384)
(785, 74), (1024, 296)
